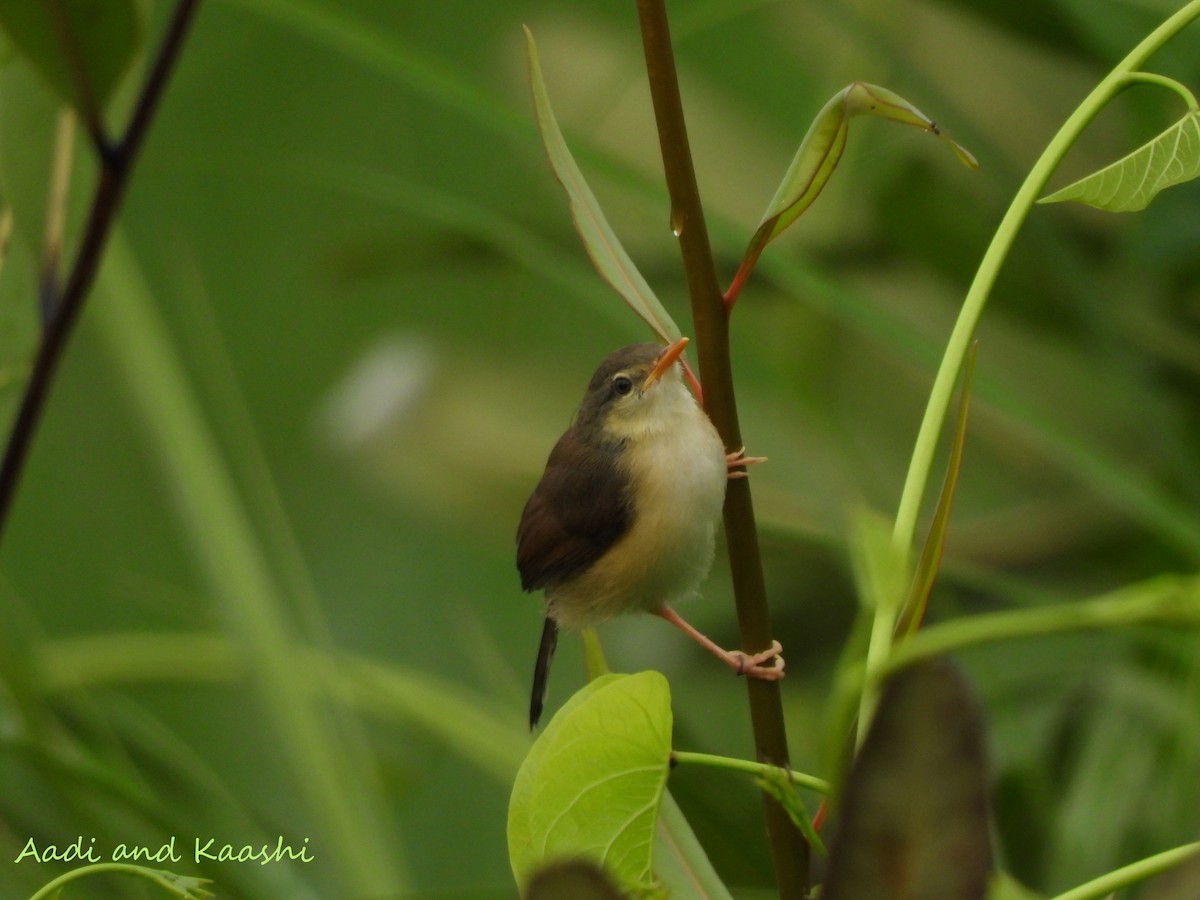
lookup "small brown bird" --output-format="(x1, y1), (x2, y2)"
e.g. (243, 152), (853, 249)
(517, 337), (784, 727)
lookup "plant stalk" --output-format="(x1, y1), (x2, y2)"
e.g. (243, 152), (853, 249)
(0, 0), (203, 543)
(672, 751), (831, 795)
(892, 0), (1200, 556)
(634, 1), (809, 895)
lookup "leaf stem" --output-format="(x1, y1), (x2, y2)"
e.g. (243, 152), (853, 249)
(1122, 71), (1200, 111)
(634, 1), (808, 895)
(1049, 841), (1200, 900)
(879, 573), (1199, 678)
(0, 0), (203, 544)
(891, 0), (1200, 555)
(27, 862), (211, 900)
(671, 750), (831, 795)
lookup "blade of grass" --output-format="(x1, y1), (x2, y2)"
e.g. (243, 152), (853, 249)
(35, 630), (531, 784)
(92, 233), (403, 895)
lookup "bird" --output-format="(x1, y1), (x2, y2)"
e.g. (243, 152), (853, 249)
(516, 336), (784, 728)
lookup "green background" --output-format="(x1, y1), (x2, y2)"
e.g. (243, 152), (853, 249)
(1, 0), (1198, 897)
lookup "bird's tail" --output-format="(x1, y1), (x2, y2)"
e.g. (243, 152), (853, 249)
(529, 617), (558, 729)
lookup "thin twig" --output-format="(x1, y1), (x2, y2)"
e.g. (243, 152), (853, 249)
(633, 1), (809, 896)
(0, 0), (203, 543)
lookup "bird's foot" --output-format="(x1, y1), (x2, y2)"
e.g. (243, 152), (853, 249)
(655, 607), (784, 681)
(727, 640), (785, 680)
(726, 447), (766, 480)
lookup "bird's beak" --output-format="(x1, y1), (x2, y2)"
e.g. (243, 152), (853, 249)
(641, 336), (690, 391)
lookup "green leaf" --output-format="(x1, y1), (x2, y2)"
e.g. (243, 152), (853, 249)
(895, 343), (976, 639)
(524, 27), (680, 343)
(729, 82), (976, 296)
(823, 660), (992, 900)
(1039, 110), (1200, 211)
(508, 672), (673, 897)
(849, 506), (909, 617)
(652, 790), (734, 900)
(755, 766), (827, 858)
(0, 0), (145, 115)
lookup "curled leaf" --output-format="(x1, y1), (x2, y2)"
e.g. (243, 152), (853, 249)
(1039, 110), (1200, 212)
(524, 27), (680, 343)
(728, 82), (976, 299)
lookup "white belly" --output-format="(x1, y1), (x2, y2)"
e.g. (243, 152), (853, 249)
(548, 404), (726, 628)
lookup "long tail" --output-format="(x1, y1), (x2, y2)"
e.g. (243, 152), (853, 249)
(529, 617), (558, 729)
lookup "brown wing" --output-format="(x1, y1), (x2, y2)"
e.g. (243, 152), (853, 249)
(516, 428), (630, 592)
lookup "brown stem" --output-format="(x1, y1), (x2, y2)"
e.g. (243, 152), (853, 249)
(0, 0), (203, 543)
(634, 1), (810, 896)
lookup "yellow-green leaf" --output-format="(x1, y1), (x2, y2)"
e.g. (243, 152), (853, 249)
(508, 672), (672, 897)
(524, 27), (679, 343)
(1039, 110), (1200, 211)
(729, 82), (975, 297)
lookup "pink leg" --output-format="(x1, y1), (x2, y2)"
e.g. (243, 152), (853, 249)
(726, 447), (767, 480)
(654, 607), (784, 680)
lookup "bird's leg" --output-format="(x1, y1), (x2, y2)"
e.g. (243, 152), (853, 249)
(726, 447), (767, 480)
(654, 607), (784, 680)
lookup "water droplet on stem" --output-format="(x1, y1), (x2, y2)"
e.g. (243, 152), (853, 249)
(670, 208), (686, 238)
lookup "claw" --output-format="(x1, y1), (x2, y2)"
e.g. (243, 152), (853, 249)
(655, 608), (785, 681)
(726, 447), (766, 479)
(730, 640), (785, 680)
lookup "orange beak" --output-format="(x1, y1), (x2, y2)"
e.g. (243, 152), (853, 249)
(641, 336), (690, 391)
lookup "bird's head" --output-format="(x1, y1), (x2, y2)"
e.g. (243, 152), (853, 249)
(575, 337), (696, 443)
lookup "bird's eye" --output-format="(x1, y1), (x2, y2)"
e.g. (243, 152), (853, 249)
(612, 375), (634, 396)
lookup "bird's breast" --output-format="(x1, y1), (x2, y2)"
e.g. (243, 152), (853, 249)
(547, 403), (726, 627)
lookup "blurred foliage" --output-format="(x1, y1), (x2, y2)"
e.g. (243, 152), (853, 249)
(0, 0), (1198, 897)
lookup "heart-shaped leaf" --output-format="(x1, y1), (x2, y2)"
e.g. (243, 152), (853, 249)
(508, 672), (673, 897)
(0, 0), (145, 116)
(524, 27), (680, 344)
(1039, 109), (1200, 211)
(728, 82), (976, 300)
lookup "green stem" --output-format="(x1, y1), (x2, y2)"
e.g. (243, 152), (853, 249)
(1122, 71), (1200, 110)
(27, 862), (208, 900)
(634, 2), (808, 895)
(892, 0), (1200, 554)
(1049, 841), (1200, 900)
(880, 573), (1199, 678)
(671, 751), (831, 795)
